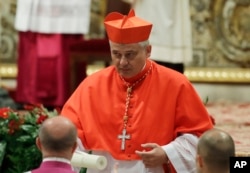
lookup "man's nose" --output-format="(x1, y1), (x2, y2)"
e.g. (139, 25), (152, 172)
(119, 56), (129, 65)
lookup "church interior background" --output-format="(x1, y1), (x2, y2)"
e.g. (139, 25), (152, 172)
(0, 0), (250, 167)
(0, 0), (250, 103)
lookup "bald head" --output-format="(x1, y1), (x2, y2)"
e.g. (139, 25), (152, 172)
(38, 116), (77, 154)
(197, 128), (235, 172)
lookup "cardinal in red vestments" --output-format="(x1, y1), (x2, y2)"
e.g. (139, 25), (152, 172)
(61, 9), (213, 173)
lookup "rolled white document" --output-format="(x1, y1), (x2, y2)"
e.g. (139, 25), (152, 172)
(71, 151), (107, 170)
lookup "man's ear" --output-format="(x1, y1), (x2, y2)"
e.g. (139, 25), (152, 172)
(146, 45), (151, 58)
(36, 137), (42, 151)
(71, 141), (77, 153)
(196, 154), (204, 168)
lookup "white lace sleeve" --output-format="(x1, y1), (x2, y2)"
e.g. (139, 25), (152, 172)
(162, 134), (198, 173)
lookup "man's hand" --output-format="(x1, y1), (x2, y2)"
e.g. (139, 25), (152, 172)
(135, 143), (169, 168)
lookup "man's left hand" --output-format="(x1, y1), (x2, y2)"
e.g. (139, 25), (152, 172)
(135, 143), (169, 168)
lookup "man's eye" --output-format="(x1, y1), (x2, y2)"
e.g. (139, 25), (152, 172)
(126, 53), (132, 57)
(113, 52), (120, 57)
(125, 52), (136, 59)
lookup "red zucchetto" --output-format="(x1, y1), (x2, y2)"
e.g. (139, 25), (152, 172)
(104, 9), (152, 44)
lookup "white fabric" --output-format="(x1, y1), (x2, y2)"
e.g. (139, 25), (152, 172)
(73, 134), (198, 173)
(163, 134), (198, 173)
(15, 0), (91, 34)
(43, 157), (72, 164)
(133, 0), (193, 63)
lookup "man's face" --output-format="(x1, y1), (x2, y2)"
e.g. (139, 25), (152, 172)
(110, 42), (151, 78)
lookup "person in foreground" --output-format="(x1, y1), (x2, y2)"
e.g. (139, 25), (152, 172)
(27, 116), (77, 173)
(196, 128), (235, 173)
(61, 9), (214, 173)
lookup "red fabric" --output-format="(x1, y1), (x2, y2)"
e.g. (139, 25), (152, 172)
(62, 59), (213, 162)
(16, 31), (82, 107)
(104, 9), (152, 44)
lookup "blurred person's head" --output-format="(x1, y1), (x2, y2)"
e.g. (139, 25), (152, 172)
(196, 128), (235, 173)
(36, 116), (77, 160)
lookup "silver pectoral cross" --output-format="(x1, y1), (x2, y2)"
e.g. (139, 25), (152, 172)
(118, 129), (131, 150)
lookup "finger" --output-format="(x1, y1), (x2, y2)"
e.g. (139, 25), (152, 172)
(136, 150), (154, 161)
(135, 150), (149, 158)
(141, 143), (159, 149)
(142, 159), (155, 168)
(135, 149), (147, 154)
(135, 150), (149, 160)
(135, 150), (143, 156)
(135, 150), (151, 160)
